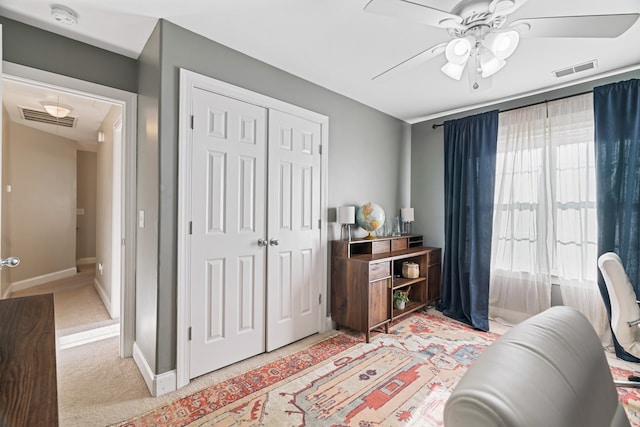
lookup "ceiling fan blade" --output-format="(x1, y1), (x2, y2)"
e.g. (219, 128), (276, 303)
(511, 14), (640, 38)
(364, 0), (463, 29)
(489, 0), (529, 16)
(372, 42), (448, 80)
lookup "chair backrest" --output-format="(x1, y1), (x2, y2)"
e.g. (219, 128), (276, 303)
(598, 252), (640, 359)
(444, 306), (630, 427)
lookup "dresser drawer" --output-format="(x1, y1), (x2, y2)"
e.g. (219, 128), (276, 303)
(369, 262), (391, 281)
(391, 238), (408, 251)
(427, 248), (441, 265)
(371, 240), (391, 254)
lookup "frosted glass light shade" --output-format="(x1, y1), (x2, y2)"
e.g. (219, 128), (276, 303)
(484, 30), (520, 59)
(445, 38), (472, 64)
(42, 102), (72, 118)
(400, 208), (414, 222)
(338, 206), (355, 224)
(441, 61), (466, 80)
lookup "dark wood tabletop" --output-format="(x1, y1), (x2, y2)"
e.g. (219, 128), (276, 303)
(0, 294), (58, 426)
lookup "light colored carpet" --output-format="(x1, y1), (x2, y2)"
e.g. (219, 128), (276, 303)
(11, 265), (117, 334)
(54, 283), (113, 331)
(57, 330), (344, 426)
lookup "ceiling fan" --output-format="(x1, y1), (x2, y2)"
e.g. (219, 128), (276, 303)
(365, 0), (639, 89)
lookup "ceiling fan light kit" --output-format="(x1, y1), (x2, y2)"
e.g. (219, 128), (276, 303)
(365, 0), (639, 88)
(441, 27), (519, 81)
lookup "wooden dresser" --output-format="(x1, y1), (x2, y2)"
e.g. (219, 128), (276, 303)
(0, 294), (58, 426)
(331, 235), (441, 342)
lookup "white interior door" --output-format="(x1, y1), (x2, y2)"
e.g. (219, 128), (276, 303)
(266, 109), (321, 352)
(189, 88), (267, 378)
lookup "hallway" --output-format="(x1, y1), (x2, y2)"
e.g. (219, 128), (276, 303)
(11, 264), (119, 348)
(8, 265), (143, 426)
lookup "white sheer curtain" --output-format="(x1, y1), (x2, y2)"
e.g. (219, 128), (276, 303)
(489, 104), (552, 325)
(548, 94), (611, 348)
(489, 93), (611, 346)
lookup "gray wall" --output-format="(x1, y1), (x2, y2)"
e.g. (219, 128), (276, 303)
(135, 20), (409, 374)
(0, 16), (138, 93)
(410, 68), (640, 257)
(136, 24), (160, 374)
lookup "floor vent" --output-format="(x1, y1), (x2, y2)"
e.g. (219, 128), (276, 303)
(553, 60), (598, 78)
(18, 107), (77, 128)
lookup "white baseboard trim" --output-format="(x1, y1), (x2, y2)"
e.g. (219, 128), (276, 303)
(76, 257), (97, 265)
(156, 369), (178, 396)
(133, 342), (177, 397)
(11, 267), (77, 293)
(323, 316), (333, 333)
(93, 277), (117, 319)
(58, 323), (119, 350)
(1, 285), (11, 300)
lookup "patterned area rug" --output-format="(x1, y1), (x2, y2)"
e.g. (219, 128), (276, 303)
(116, 313), (640, 426)
(612, 366), (640, 426)
(116, 313), (495, 426)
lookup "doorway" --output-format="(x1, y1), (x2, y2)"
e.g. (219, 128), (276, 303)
(1, 62), (137, 357)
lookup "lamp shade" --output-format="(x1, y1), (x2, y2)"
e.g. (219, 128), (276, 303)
(338, 206), (355, 224)
(400, 208), (414, 222)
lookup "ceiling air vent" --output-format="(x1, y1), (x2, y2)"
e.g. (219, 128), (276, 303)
(553, 60), (598, 78)
(18, 107), (77, 128)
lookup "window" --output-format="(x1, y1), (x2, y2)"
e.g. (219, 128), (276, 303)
(489, 93), (608, 339)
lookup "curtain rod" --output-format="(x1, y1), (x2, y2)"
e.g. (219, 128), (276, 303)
(431, 89), (593, 129)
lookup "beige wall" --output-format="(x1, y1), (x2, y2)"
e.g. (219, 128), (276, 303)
(76, 150), (97, 261)
(7, 122), (77, 283)
(1, 106), (10, 297)
(95, 105), (122, 317)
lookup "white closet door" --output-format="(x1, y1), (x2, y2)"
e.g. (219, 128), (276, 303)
(266, 109), (322, 352)
(189, 88), (267, 378)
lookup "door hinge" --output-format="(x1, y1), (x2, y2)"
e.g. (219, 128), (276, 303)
(318, 219), (321, 229)
(188, 327), (192, 341)
(190, 115), (194, 129)
(319, 294), (322, 305)
(319, 144), (323, 155)
(121, 238), (125, 246)
(189, 221), (192, 235)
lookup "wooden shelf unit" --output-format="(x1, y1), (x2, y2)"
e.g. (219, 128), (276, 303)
(331, 235), (441, 342)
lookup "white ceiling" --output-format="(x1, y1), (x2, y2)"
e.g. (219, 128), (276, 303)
(1, 0), (639, 124)
(2, 78), (114, 148)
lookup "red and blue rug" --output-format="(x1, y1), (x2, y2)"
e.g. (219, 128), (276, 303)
(116, 313), (640, 426)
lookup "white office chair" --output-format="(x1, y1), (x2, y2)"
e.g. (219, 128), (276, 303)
(598, 252), (640, 360)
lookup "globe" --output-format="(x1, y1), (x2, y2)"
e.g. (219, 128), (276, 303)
(356, 202), (386, 240)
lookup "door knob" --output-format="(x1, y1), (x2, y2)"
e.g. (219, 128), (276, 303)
(257, 238), (268, 247)
(269, 238), (279, 246)
(0, 257), (20, 269)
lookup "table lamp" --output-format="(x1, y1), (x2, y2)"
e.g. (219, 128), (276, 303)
(338, 206), (355, 241)
(400, 207), (414, 235)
